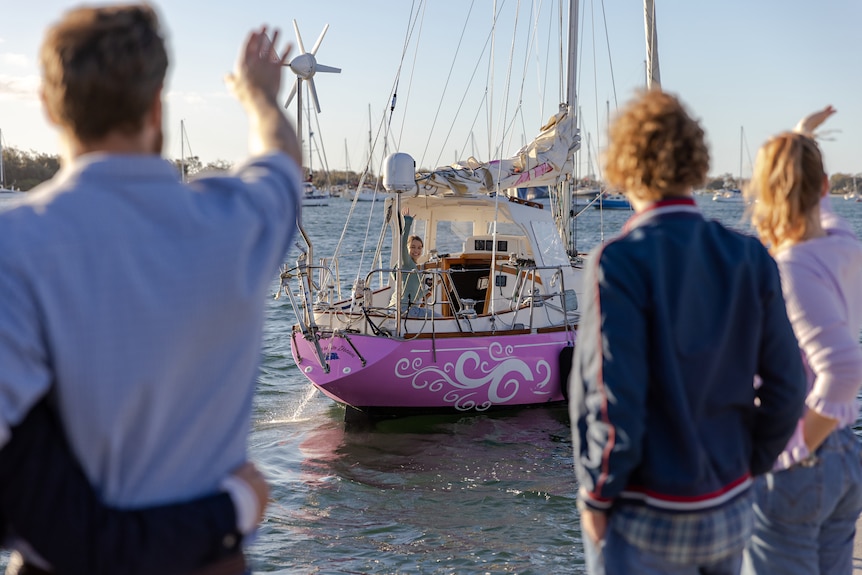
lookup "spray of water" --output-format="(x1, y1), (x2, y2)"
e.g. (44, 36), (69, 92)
(265, 384), (320, 425)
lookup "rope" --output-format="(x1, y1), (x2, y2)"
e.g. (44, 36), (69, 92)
(330, 0), (421, 281)
(599, 0), (618, 110)
(418, 0), (479, 169)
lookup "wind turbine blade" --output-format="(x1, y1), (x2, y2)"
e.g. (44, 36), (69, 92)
(310, 24), (329, 55)
(315, 64), (341, 74)
(308, 78), (322, 113)
(292, 20), (306, 54)
(283, 79), (298, 109)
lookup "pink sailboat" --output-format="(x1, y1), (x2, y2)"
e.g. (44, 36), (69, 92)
(286, 186), (582, 418)
(280, 0), (662, 419)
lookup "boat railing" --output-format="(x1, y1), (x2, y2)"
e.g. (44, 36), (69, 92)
(361, 262), (578, 326)
(279, 256), (579, 339)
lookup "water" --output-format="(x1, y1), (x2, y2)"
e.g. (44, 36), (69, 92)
(1, 193), (861, 573)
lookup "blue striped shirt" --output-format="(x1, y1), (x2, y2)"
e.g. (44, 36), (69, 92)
(0, 152), (301, 505)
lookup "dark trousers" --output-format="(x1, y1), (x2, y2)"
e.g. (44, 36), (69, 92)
(7, 550), (248, 575)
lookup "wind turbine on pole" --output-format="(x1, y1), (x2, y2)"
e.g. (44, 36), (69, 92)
(282, 20), (341, 178)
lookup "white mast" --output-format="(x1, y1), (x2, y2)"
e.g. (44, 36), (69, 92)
(557, 0), (579, 257)
(180, 120), (186, 184)
(0, 128), (5, 189)
(644, 0), (661, 90)
(307, 86), (313, 181)
(566, 0), (579, 114)
(738, 126), (744, 189)
(344, 138), (351, 174)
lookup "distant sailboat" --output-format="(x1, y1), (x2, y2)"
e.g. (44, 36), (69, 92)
(179, 120), (191, 184)
(844, 176), (859, 201)
(0, 129), (22, 195)
(350, 108), (377, 202)
(713, 126), (746, 203)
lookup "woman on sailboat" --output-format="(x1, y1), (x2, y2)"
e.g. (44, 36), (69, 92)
(388, 207), (428, 316)
(742, 106), (862, 575)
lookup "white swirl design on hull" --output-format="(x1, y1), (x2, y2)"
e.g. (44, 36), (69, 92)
(394, 342), (553, 410)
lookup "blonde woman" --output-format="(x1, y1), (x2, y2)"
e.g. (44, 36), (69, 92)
(742, 107), (862, 574)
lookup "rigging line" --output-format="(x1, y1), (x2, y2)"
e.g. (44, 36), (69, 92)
(181, 121), (195, 166)
(368, 0), (421, 176)
(394, 0), (425, 153)
(454, 91), (491, 163)
(590, 0), (602, 188)
(389, 83), (398, 135)
(311, 104), (333, 189)
(599, 0), (618, 110)
(487, 0), (525, 313)
(511, 0), (552, 157)
(505, 0), (541, 161)
(530, 0), (545, 122)
(486, 0), (498, 161)
(417, 0), (478, 169)
(490, 0), (523, 168)
(742, 127), (755, 181)
(370, 0), (422, 171)
(560, 0), (573, 106)
(489, 0), (524, 281)
(434, 6), (503, 165)
(335, 0), (421, 279)
(575, 0), (585, 117)
(333, 157), (375, 279)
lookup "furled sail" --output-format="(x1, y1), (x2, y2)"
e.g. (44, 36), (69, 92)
(415, 108), (580, 196)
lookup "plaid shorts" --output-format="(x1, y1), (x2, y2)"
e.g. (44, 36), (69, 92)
(611, 490), (755, 565)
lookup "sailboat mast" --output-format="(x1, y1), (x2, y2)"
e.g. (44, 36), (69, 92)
(558, 0), (579, 259)
(344, 139), (350, 174)
(180, 120), (186, 184)
(307, 86), (313, 181)
(367, 104), (373, 174)
(738, 126), (743, 188)
(296, 78), (304, 179)
(644, 0), (661, 90)
(566, 0), (579, 114)
(0, 128), (5, 188)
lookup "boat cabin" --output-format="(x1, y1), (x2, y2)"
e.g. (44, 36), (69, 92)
(382, 193), (577, 319)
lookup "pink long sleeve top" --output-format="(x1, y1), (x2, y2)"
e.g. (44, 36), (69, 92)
(773, 196), (862, 470)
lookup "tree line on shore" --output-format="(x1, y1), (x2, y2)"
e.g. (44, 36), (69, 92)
(1, 147), (231, 191)
(3, 146), (860, 195)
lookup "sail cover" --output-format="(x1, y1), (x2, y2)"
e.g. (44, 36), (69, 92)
(416, 109), (580, 196)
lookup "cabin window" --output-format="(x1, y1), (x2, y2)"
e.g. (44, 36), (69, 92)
(485, 222), (522, 236)
(406, 217), (427, 244)
(434, 220), (473, 255)
(530, 221), (569, 267)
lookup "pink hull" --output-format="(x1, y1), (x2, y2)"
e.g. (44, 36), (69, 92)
(291, 330), (574, 412)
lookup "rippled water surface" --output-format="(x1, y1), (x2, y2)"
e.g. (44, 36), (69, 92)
(1, 193), (861, 573)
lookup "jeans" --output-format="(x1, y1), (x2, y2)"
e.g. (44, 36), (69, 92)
(742, 426), (862, 575)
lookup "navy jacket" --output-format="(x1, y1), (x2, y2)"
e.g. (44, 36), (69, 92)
(0, 398), (241, 574)
(570, 198), (806, 513)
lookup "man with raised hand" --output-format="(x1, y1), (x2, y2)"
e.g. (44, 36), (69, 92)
(0, 3), (302, 572)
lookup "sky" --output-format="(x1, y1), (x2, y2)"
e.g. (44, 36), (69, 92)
(1, 0), (861, 181)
